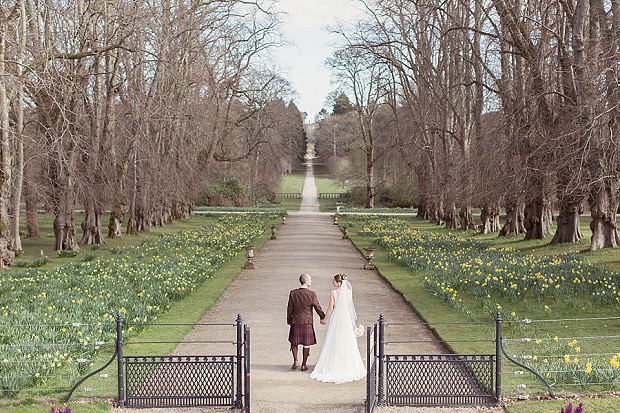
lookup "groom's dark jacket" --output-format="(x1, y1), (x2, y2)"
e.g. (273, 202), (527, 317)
(287, 288), (325, 325)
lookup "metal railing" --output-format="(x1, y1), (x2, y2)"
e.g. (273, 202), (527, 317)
(275, 192), (301, 199)
(366, 313), (561, 409)
(367, 313), (503, 408)
(318, 192), (346, 199)
(66, 314), (250, 411)
(366, 324), (378, 413)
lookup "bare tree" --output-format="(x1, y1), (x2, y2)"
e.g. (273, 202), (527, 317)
(326, 46), (390, 208)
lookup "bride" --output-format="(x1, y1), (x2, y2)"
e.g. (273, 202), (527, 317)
(309, 273), (366, 384)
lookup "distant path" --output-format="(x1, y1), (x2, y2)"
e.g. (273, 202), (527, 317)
(114, 160), (504, 412)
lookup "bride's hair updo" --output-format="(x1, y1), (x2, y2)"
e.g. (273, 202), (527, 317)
(334, 273), (347, 284)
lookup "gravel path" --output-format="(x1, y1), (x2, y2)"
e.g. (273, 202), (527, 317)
(112, 161), (505, 413)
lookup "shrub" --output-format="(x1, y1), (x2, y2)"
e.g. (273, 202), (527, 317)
(57, 250), (78, 258)
(347, 185), (367, 206)
(31, 257), (48, 267)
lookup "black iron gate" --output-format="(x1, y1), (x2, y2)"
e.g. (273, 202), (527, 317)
(117, 314), (250, 410)
(385, 353), (496, 406)
(365, 324), (378, 413)
(366, 314), (501, 411)
(122, 355), (236, 407)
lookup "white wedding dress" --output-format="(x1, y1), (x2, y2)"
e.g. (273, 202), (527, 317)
(309, 280), (366, 384)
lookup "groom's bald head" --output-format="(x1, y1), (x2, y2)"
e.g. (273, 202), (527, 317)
(299, 273), (311, 285)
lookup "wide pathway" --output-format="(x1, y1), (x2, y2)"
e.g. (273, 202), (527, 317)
(114, 161), (504, 413)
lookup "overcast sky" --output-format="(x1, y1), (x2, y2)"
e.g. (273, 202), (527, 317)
(272, 0), (364, 121)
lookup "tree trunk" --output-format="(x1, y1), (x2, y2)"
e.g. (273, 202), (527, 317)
(588, 185), (620, 251)
(550, 201), (584, 244)
(51, 150), (79, 251)
(54, 208), (78, 251)
(80, 202), (105, 245)
(10, 2), (26, 254)
(365, 146), (375, 208)
(428, 204), (438, 223)
(126, 203), (138, 236)
(80, 40), (105, 246)
(126, 149), (138, 236)
(162, 204), (173, 225)
(136, 196), (150, 232)
(480, 204), (501, 234)
(445, 203), (459, 229)
(436, 197), (445, 225)
(108, 202), (124, 238)
(24, 174), (39, 238)
(0, 221), (15, 269)
(416, 193), (428, 219)
(428, 197), (444, 225)
(524, 197), (552, 240)
(500, 201), (526, 237)
(459, 206), (476, 230)
(9, 176), (23, 253)
(173, 202), (191, 220)
(0, 24), (14, 267)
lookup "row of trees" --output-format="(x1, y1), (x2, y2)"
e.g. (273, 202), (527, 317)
(0, 0), (305, 267)
(317, 0), (619, 251)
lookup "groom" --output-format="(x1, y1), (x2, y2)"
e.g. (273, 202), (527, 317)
(287, 273), (325, 371)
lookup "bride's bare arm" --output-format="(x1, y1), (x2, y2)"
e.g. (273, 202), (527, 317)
(323, 290), (335, 320)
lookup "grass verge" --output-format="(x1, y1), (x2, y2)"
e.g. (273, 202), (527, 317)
(344, 216), (620, 398)
(279, 171), (305, 193)
(2, 400), (111, 413)
(69, 219), (277, 399)
(6, 215), (279, 411)
(14, 213), (215, 270)
(504, 394), (620, 412)
(277, 169), (306, 211)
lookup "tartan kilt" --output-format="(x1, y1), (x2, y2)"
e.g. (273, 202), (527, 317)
(288, 323), (316, 346)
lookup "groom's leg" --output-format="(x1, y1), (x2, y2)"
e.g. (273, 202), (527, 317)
(301, 346), (310, 368)
(291, 345), (298, 365)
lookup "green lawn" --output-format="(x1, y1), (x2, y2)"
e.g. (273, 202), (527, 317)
(310, 163), (349, 212)
(277, 168), (306, 211)
(344, 215), (620, 398)
(478, 216), (620, 271)
(279, 172), (305, 193)
(275, 198), (302, 211)
(14, 212), (215, 270)
(315, 176), (348, 194)
(313, 162), (349, 194)
(2, 213), (280, 410)
(394, 216), (620, 272)
(1, 401), (111, 413)
(276, 161), (350, 212)
(504, 395), (620, 412)
(63, 220), (277, 401)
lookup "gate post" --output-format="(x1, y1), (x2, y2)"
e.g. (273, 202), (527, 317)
(495, 312), (502, 404)
(244, 325), (251, 413)
(236, 314), (243, 409)
(366, 325), (371, 411)
(116, 313), (124, 407)
(378, 314), (385, 405)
